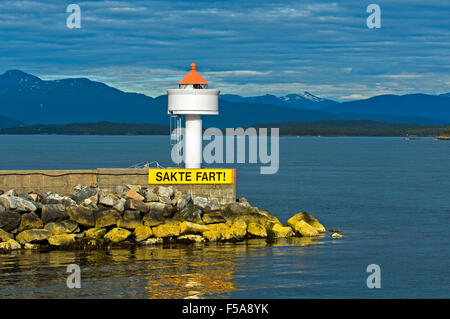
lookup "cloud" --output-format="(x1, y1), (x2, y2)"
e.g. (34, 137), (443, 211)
(0, 0), (449, 101)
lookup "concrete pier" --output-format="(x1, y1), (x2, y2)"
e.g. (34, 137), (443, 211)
(0, 168), (236, 204)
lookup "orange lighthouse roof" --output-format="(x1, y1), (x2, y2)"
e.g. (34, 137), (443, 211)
(178, 63), (208, 85)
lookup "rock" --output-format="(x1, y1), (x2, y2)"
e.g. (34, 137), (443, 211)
(202, 211), (226, 224)
(193, 196), (209, 208)
(118, 210), (142, 229)
(44, 220), (78, 235)
(104, 228), (131, 243)
(0, 210), (21, 232)
(71, 185), (98, 204)
(173, 204), (203, 224)
(16, 229), (50, 244)
(41, 204), (68, 223)
(142, 210), (165, 227)
(48, 234), (77, 246)
(179, 221), (209, 235)
(247, 222), (267, 238)
(0, 196), (36, 212)
(24, 243), (37, 249)
(27, 193), (40, 202)
(95, 209), (121, 228)
(113, 198), (126, 213)
(144, 191), (159, 202)
(288, 212), (326, 233)
(159, 196), (173, 205)
(124, 199), (149, 213)
(42, 193), (76, 206)
(0, 239), (21, 250)
(267, 224), (294, 238)
(223, 220), (247, 241)
(331, 233), (344, 238)
(3, 189), (17, 196)
(288, 219), (319, 237)
(202, 223), (229, 242)
(133, 225), (153, 242)
(176, 193), (191, 210)
(223, 202), (250, 216)
(177, 235), (206, 243)
(19, 212), (43, 231)
(0, 228), (14, 241)
(141, 238), (163, 245)
(85, 228), (107, 239)
(67, 206), (95, 227)
(99, 195), (118, 207)
(147, 202), (173, 218)
(155, 186), (174, 198)
(152, 223), (180, 238)
(0, 204), (5, 214)
(125, 188), (144, 201)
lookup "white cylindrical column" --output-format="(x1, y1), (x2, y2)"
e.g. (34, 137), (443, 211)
(185, 114), (202, 169)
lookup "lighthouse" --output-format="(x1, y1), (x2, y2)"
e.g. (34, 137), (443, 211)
(167, 63), (220, 169)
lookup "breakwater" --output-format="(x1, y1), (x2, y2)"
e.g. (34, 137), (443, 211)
(0, 184), (330, 251)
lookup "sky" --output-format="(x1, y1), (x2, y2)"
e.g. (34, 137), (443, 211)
(0, 0), (449, 101)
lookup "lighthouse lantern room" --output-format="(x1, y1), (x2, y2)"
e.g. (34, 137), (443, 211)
(167, 63), (220, 169)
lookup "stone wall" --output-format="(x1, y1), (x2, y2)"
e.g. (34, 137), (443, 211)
(0, 168), (236, 204)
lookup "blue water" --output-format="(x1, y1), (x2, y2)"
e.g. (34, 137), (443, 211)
(0, 135), (449, 298)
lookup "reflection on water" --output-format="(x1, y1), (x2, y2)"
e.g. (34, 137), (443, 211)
(0, 237), (324, 299)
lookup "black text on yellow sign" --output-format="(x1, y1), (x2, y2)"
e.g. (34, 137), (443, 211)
(148, 169), (235, 184)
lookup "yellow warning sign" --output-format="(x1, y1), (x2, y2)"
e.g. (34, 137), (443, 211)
(148, 169), (235, 184)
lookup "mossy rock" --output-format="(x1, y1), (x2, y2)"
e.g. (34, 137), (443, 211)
(85, 228), (107, 239)
(16, 229), (50, 244)
(44, 220), (78, 235)
(134, 225), (153, 242)
(288, 219), (319, 237)
(177, 234), (206, 244)
(288, 212), (325, 233)
(179, 221), (209, 235)
(152, 222), (181, 238)
(247, 222), (267, 238)
(267, 224), (294, 238)
(0, 228), (14, 242)
(104, 228), (131, 243)
(48, 234), (77, 247)
(223, 220), (247, 241)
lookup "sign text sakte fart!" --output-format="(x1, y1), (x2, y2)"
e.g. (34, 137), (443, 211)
(148, 169), (235, 184)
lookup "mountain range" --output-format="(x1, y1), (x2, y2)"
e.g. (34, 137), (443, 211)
(0, 70), (449, 129)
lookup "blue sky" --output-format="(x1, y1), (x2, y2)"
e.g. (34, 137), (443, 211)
(0, 0), (449, 101)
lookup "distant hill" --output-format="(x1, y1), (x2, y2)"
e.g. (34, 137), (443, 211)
(220, 92), (338, 110)
(322, 94), (450, 123)
(0, 70), (448, 128)
(0, 122), (168, 135)
(253, 120), (450, 137)
(0, 114), (24, 129)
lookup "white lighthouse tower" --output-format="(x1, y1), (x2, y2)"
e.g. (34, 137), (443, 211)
(167, 63), (220, 169)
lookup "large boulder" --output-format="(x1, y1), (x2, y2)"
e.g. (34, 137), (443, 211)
(0, 196), (36, 212)
(147, 202), (173, 218)
(71, 185), (98, 205)
(16, 229), (50, 244)
(0, 228), (14, 241)
(19, 212), (43, 231)
(0, 239), (21, 250)
(48, 234), (77, 247)
(133, 225), (153, 242)
(41, 193), (76, 206)
(41, 204), (68, 224)
(67, 206), (95, 227)
(267, 224), (294, 238)
(113, 198), (126, 213)
(223, 202), (250, 217)
(202, 211), (226, 224)
(176, 193), (191, 210)
(142, 210), (165, 227)
(0, 210), (21, 232)
(104, 228), (131, 243)
(85, 228), (106, 239)
(223, 220), (247, 241)
(173, 204), (203, 224)
(152, 223), (180, 238)
(118, 210), (142, 229)
(44, 220), (78, 235)
(202, 223), (229, 242)
(98, 194), (118, 207)
(247, 222), (267, 238)
(177, 235), (206, 244)
(288, 212), (326, 233)
(0, 204), (5, 214)
(179, 221), (209, 235)
(125, 188), (144, 201)
(124, 199), (149, 213)
(154, 186), (174, 198)
(95, 209), (121, 228)
(287, 219), (319, 237)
